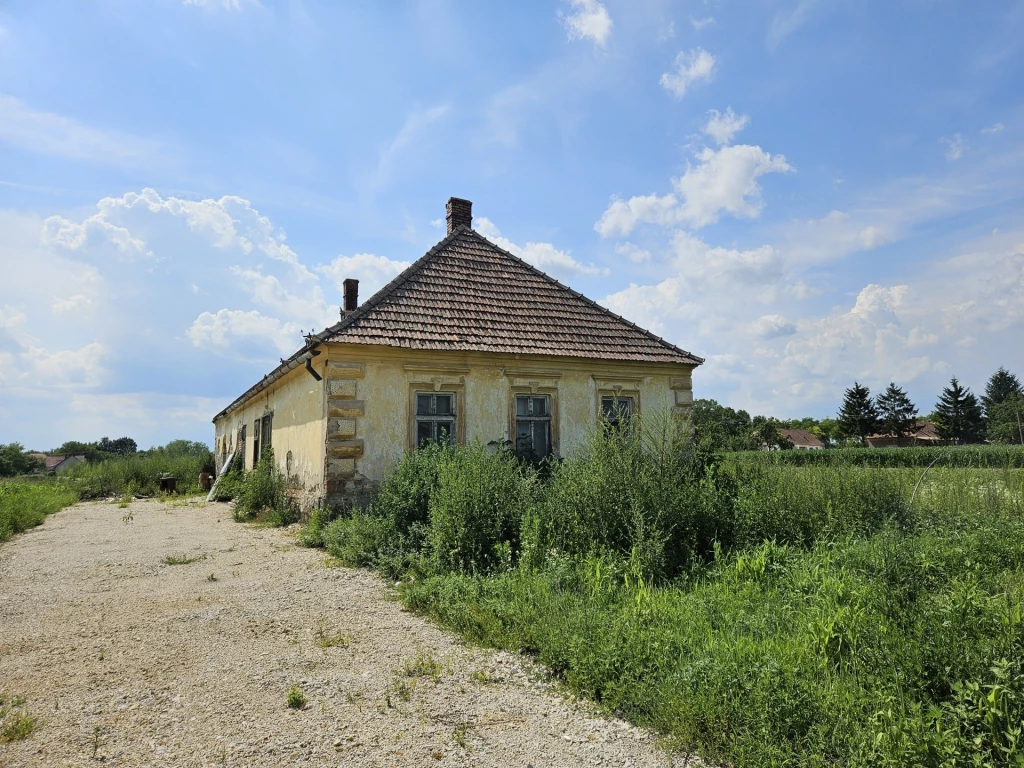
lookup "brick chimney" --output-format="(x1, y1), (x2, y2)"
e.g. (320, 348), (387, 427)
(343, 279), (359, 313)
(445, 197), (472, 235)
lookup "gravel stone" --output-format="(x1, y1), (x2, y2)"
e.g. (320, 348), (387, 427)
(0, 499), (703, 767)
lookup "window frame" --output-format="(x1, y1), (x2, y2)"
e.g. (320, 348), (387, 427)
(508, 385), (559, 459)
(600, 394), (636, 429)
(408, 386), (463, 449)
(513, 393), (554, 460)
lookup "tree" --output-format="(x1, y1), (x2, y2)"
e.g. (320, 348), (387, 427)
(692, 399), (758, 452)
(0, 443), (43, 477)
(752, 416), (793, 450)
(932, 377), (985, 444)
(876, 383), (918, 446)
(837, 382), (879, 445)
(97, 436), (137, 455)
(987, 393), (1024, 444)
(981, 367), (1023, 419)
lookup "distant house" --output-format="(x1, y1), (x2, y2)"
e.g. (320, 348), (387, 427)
(39, 455), (87, 474)
(780, 428), (825, 450)
(212, 197), (703, 512)
(866, 420), (943, 448)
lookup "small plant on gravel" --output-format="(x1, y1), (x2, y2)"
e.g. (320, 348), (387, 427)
(401, 651), (441, 681)
(117, 482), (136, 509)
(313, 620), (352, 649)
(161, 553), (205, 566)
(470, 667), (499, 684)
(206, 572), (217, 582)
(0, 696), (39, 743)
(90, 725), (103, 758)
(391, 676), (416, 703)
(452, 721), (470, 750)
(286, 686), (307, 710)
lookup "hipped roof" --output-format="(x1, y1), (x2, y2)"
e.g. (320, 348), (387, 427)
(213, 226), (701, 420)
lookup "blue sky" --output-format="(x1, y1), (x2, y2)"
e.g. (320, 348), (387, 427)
(1, 0), (1022, 450)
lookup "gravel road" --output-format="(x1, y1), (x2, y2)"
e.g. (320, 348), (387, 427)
(0, 499), (693, 767)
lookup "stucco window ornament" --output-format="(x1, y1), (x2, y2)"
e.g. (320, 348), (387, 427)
(415, 392), (456, 446)
(515, 395), (552, 460)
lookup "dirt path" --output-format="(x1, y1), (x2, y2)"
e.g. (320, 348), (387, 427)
(0, 499), (686, 768)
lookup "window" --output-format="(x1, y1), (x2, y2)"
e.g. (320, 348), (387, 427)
(601, 395), (634, 429)
(515, 395), (551, 459)
(261, 413), (273, 451)
(238, 424), (246, 466)
(415, 392), (456, 446)
(253, 418), (261, 465)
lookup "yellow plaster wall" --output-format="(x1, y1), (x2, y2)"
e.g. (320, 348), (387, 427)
(212, 357), (326, 507)
(324, 344), (694, 488)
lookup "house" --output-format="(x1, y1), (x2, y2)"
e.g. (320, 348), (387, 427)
(866, 420), (943, 448)
(39, 455), (87, 474)
(779, 428), (825, 450)
(211, 198), (703, 511)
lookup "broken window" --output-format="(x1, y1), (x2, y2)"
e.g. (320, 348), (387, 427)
(601, 396), (635, 430)
(415, 392), (456, 446)
(515, 395), (551, 459)
(261, 413), (273, 451)
(253, 418), (261, 466)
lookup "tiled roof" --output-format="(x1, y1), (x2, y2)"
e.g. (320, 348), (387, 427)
(868, 420), (941, 441)
(323, 227), (702, 365)
(213, 226), (701, 421)
(780, 428), (824, 448)
(44, 456), (66, 470)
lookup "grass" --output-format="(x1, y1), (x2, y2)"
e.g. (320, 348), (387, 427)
(313, 620), (352, 649)
(400, 651), (442, 680)
(300, 411), (1024, 768)
(0, 696), (40, 743)
(286, 686), (307, 710)
(66, 451), (212, 498)
(0, 481), (79, 542)
(161, 553), (205, 565)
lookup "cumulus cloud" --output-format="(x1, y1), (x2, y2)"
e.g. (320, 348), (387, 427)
(475, 218), (608, 278)
(596, 144), (792, 236)
(560, 0), (613, 47)
(659, 48), (715, 98)
(615, 243), (651, 264)
(703, 108), (749, 146)
(317, 253), (411, 300)
(187, 309), (301, 356)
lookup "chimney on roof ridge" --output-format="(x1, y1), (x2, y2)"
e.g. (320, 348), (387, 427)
(446, 197), (472, 235)
(342, 278), (359, 315)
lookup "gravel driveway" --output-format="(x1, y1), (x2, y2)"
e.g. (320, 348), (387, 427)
(0, 499), (690, 767)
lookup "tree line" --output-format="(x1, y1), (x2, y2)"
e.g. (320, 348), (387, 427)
(695, 366), (1023, 451)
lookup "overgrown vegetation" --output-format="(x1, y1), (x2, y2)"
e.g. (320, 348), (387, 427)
(65, 442), (214, 498)
(0, 482), (79, 541)
(218, 448), (297, 526)
(0, 695), (40, 743)
(730, 443), (1024, 468)
(302, 411), (1024, 767)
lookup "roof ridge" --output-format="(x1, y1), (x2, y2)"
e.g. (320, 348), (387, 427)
(458, 228), (704, 365)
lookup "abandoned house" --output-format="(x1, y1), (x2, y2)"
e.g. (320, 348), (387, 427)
(212, 198), (703, 510)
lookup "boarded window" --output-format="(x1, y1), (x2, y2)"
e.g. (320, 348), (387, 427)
(415, 393), (456, 446)
(515, 395), (551, 459)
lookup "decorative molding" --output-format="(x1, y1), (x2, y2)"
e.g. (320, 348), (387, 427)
(328, 399), (364, 418)
(501, 367), (563, 379)
(326, 360), (365, 378)
(403, 363), (470, 376)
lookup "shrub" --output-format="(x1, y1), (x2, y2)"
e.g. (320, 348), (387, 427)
(426, 442), (534, 574)
(285, 686), (306, 710)
(232, 449), (295, 526)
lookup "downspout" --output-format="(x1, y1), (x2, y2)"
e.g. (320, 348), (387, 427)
(304, 345), (323, 381)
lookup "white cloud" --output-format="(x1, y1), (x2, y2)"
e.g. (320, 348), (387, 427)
(187, 309), (300, 356)
(560, 0), (613, 47)
(596, 144), (792, 236)
(0, 95), (162, 168)
(371, 104), (450, 191)
(703, 108), (749, 146)
(316, 253), (411, 300)
(752, 314), (797, 339)
(475, 218), (608, 278)
(941, 133), (966, 161)
(615, 242), (651, 264)
(659, 48), (716, 98)
(691, 17), (715, 31)
(981, 122), (1005, 135)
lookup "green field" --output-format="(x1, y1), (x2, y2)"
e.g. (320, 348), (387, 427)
(0, 481), (79, 541)
(304, 419), (1024, 767)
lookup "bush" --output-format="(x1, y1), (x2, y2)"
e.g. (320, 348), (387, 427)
(427, 442), (534, 574)
(232, 449), (295, 526)
(65, 450), (212, 498)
